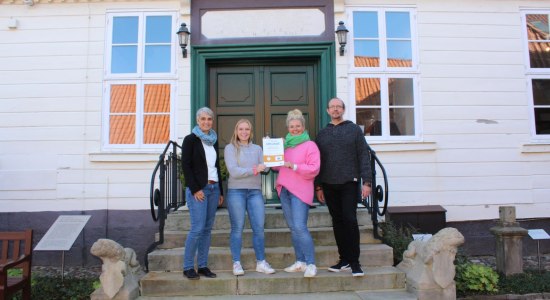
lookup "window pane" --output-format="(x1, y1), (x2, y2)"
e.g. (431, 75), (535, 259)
(389, 78), (414, 106)
(357, 108), (381, 136)
(526, 14), (549, 41)
(144, 84), (170, 112)
(387, 41), (412, 67)
(113, 17), (138, 44)
(528, 42), (550, 68)
(110, 85), (136, 113)
(532, 79), (550, 105)
(386, 12), (410, 38)
(353, 11), (378, 38)
(110, 115), (136, 144)
(144, 115), (170, 144)
(534, 108), (550, 135)
(111, 46), (137, 73)
(146, 16), (172, 43)
(355, 78), (381, 105)
(144, 45), (171, 73)
(354, 40), (380, 67)
(390, 108), (414, 136)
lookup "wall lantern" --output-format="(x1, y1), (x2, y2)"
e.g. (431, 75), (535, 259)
(176, 23), (191, 58)
(335, 21), (349, 56)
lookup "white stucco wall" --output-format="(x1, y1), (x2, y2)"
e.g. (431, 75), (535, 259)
(0, 0), (549, 222)
(340, 0), (550, 221)
(0, 1), (190, 212)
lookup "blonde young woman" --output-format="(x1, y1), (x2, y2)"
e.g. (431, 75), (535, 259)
(224, 119), (275, 276)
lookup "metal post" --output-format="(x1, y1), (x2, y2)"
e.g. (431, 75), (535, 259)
(537, 240), (542, 273)
(61, 251), (65, 282)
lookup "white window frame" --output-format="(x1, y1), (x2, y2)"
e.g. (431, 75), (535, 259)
(102, 80), (176, 151)
(105, 11), (178, 79)
(102, 11), (178, 151)
(521, 10), (550, 141)
(347, 7), (421, 141)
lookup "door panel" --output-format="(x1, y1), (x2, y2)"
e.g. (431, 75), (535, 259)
(209, 62), (317, 204)
(264, 66), (316, 139)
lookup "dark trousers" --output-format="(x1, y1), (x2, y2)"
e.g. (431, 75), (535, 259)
(322, 181), (361, 265)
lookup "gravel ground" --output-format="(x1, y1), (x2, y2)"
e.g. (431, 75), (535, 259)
(469, 254), (550, 271)
(30, 254), (549, 279)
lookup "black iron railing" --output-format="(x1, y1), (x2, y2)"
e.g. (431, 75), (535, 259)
(363, 146), (389, 240)
(145, 140), (185, 272)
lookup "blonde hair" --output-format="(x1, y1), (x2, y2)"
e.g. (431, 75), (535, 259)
(286, 109), (306, 128)
(230, 119), (254, 163)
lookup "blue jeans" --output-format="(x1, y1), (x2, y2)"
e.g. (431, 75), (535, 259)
(279, 187), (315, 265)
(227, 189), (266, 262)
(183, 183), (220, 270)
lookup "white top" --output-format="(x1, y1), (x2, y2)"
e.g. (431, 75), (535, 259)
(202, 141), (218, 182)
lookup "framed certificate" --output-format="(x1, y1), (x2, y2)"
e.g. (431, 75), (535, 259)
(263, 138), (284, 167)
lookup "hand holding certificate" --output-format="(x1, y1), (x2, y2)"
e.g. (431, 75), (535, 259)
(262, 138), (284, 167)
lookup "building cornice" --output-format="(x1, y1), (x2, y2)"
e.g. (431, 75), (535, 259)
(1, 0), (189, 5)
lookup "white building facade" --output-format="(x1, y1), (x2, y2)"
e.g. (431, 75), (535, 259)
(1, 0), (549, 264)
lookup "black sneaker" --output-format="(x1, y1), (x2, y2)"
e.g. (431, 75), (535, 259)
(183, 269), (200, 280)
(328, 260), (351, 272)
(197, 267), (217, 278)
(351, 263), (364, 277)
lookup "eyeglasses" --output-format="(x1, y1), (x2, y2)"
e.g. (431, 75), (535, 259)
(328, 105), (344, 110)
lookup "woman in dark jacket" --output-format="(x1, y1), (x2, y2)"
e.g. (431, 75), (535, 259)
(181, 107), (224, 280)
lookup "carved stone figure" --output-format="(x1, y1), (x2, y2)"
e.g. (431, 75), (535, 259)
(397, 227), (465, 300)
(90, 239), (142, 300)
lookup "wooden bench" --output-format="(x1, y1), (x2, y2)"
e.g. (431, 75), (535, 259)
(0, 229), (33, 300)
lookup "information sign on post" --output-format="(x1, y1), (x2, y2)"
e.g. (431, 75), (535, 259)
(35, 215), (91, 251)
(34, 215), (91, 281)
(527, 229), (550, 272)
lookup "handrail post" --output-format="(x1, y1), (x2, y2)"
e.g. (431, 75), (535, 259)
(370, 148), (382, 239)
(170, 142), (178, 210)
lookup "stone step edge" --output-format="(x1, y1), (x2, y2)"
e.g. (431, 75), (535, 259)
(161, 224), (374, 235)
(147, 244), (393, 271)
(140, 267), (405, 297)
(150, 243), (391, 257)
(168, 206), (373, 215)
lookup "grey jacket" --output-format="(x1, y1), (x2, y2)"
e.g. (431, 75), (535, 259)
(315, 120), (372, 185)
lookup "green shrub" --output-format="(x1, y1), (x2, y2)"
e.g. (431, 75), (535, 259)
(498, 269), (550, 294)
(379, 220), (416, 265)
(455, 263), (499, 296)
(12, 276), (99, 300)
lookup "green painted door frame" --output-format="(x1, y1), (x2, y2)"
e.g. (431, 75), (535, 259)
(190, 42), (337, 131)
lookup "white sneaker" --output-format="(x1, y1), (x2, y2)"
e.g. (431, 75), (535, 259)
(233, 261), (244, 276)
(304, 264), (317, 277)
(256, 260), (275, 274)
(284, 261), (306, 273)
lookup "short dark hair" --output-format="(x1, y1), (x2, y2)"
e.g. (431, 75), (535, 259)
(327, 97), (345, 109)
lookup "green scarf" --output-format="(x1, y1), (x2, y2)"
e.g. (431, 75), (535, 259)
(284, 131), (310, 149)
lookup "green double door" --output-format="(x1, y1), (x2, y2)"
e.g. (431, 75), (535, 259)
(209, 61), (318, 204)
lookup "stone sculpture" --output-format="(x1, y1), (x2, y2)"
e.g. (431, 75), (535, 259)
(90, 239), (142, 300)
(397, 227), (465, 300)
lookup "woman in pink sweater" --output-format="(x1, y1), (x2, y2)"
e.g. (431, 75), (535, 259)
(274, 109), (321, 277)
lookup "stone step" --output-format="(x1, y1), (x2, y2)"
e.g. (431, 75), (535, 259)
(140, 266), (406, 297)
(138, 289), (417, 300)
(165, 206), (373, 231)
(148, 243), (393, 272)
(157, 225), (379, 249)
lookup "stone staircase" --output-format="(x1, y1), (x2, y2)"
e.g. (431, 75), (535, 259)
(139, 206), (409, 297)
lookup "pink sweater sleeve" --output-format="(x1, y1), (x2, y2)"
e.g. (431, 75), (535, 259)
(275, 141), (320, 205)
(295, 142), (320, 179)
